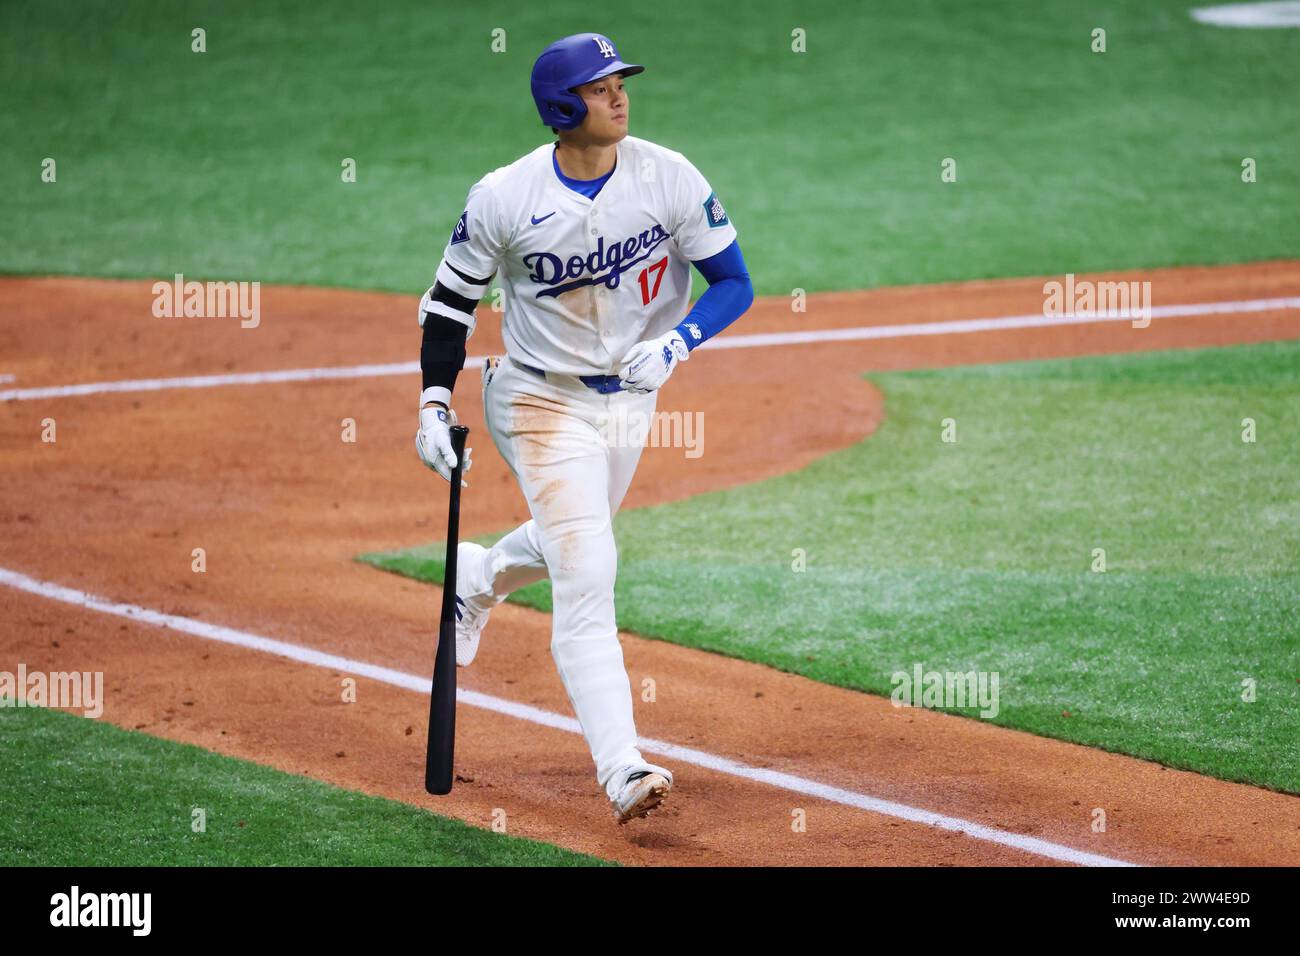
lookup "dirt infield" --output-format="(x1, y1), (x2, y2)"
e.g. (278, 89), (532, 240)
(3, 260), (1300, 866)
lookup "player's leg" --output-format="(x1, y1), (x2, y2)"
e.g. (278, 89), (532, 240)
(464, 521), (547, 601)
(464, 359), (552, 605)
(485, 359), (645, 788)
(594, 387), (675, 821)
(449, 359), (550, 666)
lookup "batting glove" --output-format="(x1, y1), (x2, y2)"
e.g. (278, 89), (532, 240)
(617, 329), (690, 394)
(415, 404), (472, 486)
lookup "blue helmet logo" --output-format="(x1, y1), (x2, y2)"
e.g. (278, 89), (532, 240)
(530, 33), (644, 131)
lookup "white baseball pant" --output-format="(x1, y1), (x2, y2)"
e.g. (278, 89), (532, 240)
(478, 354), (657, 797)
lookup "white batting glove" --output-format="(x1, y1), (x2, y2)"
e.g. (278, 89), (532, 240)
(415, 404), (472, 486)
(617, 329), (690, 394)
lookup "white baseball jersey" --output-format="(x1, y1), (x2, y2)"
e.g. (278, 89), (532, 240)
(420, 135), (737, 376)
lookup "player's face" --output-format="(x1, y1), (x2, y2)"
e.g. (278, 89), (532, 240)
(574, 73), (629, 144)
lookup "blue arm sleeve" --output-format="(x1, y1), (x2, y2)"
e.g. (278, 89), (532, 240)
(674, 240), (754, 350)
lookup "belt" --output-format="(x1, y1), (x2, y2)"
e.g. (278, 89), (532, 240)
(514, 360), (625, 395)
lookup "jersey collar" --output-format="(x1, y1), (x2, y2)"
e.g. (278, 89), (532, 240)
(550, 142), (623, 205)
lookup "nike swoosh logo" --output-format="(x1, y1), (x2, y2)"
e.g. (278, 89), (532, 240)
(530, 212), (556, 225)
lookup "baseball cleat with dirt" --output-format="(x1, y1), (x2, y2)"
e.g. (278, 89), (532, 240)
(609, 765), (674, 824)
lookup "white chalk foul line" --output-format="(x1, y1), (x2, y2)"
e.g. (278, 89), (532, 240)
(4, 295), (1298, 403)
(0, 359), (478, 403)
(0, 564), (1135, 867)
(697, 295), (1300, 350)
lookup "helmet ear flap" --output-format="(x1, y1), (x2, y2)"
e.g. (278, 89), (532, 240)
(546, 89), (587, 130)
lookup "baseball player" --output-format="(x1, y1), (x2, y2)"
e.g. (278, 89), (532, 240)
(415, 33), (754, 823)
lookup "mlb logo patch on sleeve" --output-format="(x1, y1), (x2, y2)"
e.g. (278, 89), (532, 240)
(450, 211), (470, 245)
(702, 192), (729, 228)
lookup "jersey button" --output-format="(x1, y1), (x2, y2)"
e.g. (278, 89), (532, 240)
(590, 228), (598, 235)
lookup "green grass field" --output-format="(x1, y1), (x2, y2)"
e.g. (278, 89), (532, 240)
(3, 0), (1298, 294)
(0, 704), (609, 866)
(364, 340), (1300, 795)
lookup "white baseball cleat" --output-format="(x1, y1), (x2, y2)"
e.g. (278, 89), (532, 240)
(454, 542), (495, 667)
(608, 763), (674, 824)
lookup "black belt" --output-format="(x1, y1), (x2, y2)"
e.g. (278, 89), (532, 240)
(514, 360), (625, 395)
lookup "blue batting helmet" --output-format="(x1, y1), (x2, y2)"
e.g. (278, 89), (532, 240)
(530, 33), (644, 131)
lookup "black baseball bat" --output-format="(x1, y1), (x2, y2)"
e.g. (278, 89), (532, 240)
(425, 424), (469, 795)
